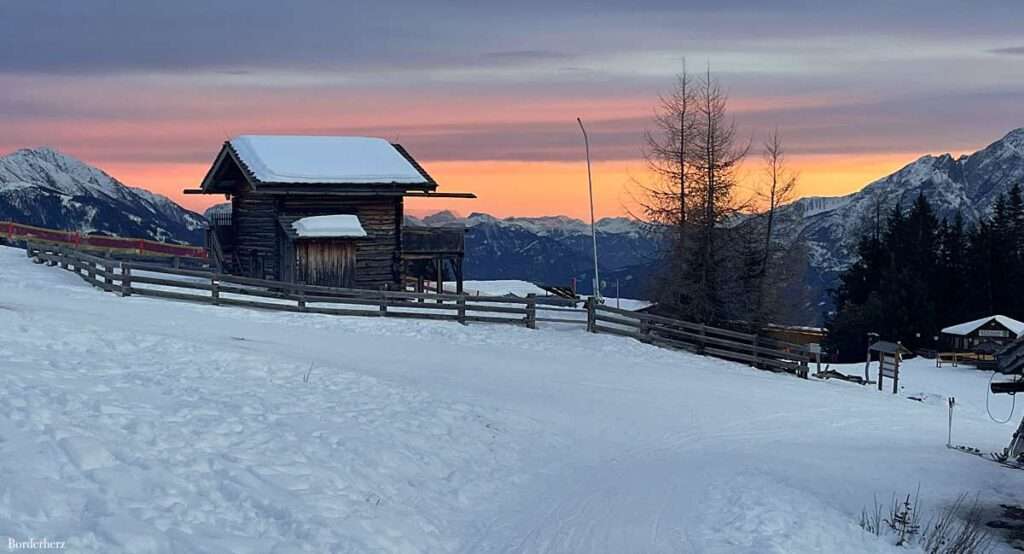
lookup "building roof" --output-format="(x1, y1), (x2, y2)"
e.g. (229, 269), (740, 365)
(230, 135), (430, 185)
(940, 315), (1024, 337)
(868, 341), (912, 355)
(279, 215), (368, 239)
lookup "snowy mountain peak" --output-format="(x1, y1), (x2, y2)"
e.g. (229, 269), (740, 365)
(414, 211), (644, 237)
(771, 127), (1024, 323)
(0, 146), (126, 199)
(0, 147), (205, 243)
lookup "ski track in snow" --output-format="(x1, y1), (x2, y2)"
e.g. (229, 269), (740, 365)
(0, 245), (1021, 553)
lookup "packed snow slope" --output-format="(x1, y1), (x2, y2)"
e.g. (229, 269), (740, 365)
(0, 244), (1021, 553)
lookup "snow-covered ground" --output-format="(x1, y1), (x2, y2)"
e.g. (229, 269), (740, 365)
(1, 244), (1022, 553)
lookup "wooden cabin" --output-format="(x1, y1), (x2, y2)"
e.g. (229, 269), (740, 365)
(186, 135), (474, 290)
(941, 315), (1024, 352)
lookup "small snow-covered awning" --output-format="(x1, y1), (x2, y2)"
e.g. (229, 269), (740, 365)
(289, 215), (367, 239)
(941, 315), (1024, 337)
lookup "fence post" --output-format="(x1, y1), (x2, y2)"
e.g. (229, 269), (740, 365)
(379, 286), (388, 316)
(120, 263), (132, 297)
(211, 277), (220, 305)
(525, 294), (537, 329)
(86, 258), (96, 285)
(58, 246), (68, 270)
(104, 261), (114, 291)
(297, 286), (307, 312)
(752, 334), (760, 369)
(457, 294), (466, 325)
(585, 297), (596, 333)
(699, 324), (706, 353)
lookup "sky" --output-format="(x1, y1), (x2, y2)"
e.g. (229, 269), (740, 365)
(2, 1), (1023, 219)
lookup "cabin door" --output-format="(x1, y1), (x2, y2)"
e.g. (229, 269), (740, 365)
(295, 239), (356, 288)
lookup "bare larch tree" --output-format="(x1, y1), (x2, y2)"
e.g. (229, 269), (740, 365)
(686, 67), (749, 322)
(753, 128), (798, 324)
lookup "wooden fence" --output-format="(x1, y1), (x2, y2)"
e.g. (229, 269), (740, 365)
(28, 243), (810, 376)
(585, 301), (811, 376)
(3, 220), (206, 259)
(29, 245), (579, 328)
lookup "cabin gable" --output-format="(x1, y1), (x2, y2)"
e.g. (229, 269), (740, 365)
(191, 135), (472, 291)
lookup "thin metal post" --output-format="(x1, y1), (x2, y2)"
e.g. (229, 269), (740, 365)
(577, 117), (601, 302)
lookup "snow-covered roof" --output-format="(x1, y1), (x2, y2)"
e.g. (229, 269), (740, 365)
(941, 315), (1024, 337)
(291, 215), (367, 238)
(229, 135), (429, 185)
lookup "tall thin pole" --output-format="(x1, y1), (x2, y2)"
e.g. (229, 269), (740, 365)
(577, 117), (601, 301)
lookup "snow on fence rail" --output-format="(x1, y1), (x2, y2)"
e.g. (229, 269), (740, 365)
(28, 244), (578, 328)
(3, 220), (206, 259)
(585, 301), (812, 376)
(28, 243), (811, 376)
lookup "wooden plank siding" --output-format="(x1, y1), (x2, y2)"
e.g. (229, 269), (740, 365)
(232, 192), (279, 279)
(296, 239), (357, 288)
(231, 191), (403, 289)
(279, 196), (403, 289)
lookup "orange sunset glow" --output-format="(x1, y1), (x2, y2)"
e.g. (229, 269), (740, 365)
(94, 154), (920, 221)
(2, 3), (1022, 220)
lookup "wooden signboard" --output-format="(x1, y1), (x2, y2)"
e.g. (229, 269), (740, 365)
(878, 352), (900, 393)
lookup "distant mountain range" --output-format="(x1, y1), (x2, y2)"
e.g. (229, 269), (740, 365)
(2, 128), (1022, 324)
(405, 128), (1024, 322)
(0, 147), (204, 244)
(404, 211), (657, 297)
(766, 127), (1024, 323)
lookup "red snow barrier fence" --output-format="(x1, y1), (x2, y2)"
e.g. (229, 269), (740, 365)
(2, 221), (206, 259)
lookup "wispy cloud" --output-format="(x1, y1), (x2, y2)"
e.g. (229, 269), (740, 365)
(989, 46), (1024, 55)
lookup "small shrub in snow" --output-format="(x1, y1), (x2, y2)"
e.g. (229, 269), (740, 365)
(920, 494), (992, 554)
(861, 494), (884, 537)
(861, 490), (993, 554)
(886, 489), (922, 546)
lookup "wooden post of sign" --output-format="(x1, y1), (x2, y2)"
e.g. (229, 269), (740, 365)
(893, 342), (902, 394)
(877, 353), (884, 392)
(865, 346), (872, 384)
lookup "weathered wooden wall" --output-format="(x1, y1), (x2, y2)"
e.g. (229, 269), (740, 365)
(280, 196), (402, 289)
(231, 191), (403, 289)
(296, 239), (357, 287)
(232, 192), (279, 279)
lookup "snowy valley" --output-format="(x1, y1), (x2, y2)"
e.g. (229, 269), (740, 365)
(1, 244), (1021, 553)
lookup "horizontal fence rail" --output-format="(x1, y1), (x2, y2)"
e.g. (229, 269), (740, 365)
(3, 220), (206, 259)
(28, 244), (580, 329)
(28, 243), (809, 377)
(585, 301), (811, 376)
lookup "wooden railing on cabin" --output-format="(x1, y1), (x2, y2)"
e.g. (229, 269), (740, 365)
(2, 220), (207, 259)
